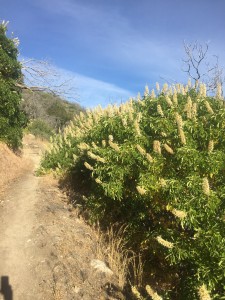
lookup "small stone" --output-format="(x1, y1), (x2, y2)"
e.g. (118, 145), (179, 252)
(90, 259), (113, 275)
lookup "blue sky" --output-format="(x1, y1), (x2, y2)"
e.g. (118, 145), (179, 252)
(1, 0), (225, 107)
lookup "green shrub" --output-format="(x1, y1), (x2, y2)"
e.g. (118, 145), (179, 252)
(40, 82), (225, 299)
(0, 21), (26, 149)
(27, 119), (53, 140)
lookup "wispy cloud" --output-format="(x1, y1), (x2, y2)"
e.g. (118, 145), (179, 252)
(18, 0), (225, 102)
(74, 72), (133, 107)
(20, 56), (132, 107)
(30, 0), (184, 78)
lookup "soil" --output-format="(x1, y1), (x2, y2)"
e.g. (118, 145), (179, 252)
(0, 142), (29, 194)
(0, 135), (122, 300)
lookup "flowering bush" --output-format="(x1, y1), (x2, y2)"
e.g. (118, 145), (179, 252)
(40, 81), (225, 299)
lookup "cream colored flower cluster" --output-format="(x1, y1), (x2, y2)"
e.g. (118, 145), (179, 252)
(157, 104), (164, 117)
(156, 236), (174, 249)
(171, 208), (187, 219)
(146, 81), (195, 100)
(199, 83), (207, 97)
(131, 285), (163, 300)
(146, 285), (163, 300)
(184, 96), (193, 119)
(173, 92), (178, 106)
(136, 185), (147, 195)
(202, 177), (210, 196)
(208, 140), (214, 153)
(95, 178), (102, 184)
(175, 113), (186, 145)
(12, 37), (20, 47)
(87, 151), (105, 163)
(78, 142), (90, 151)
(136, 144), (146, 156)
(134, 113), (142, 136)
(165, 95), (173, 108)
(205, 101), (214, 114)
(198, 284), (211, 300)
(1, 20), (9, 29)
(136, 144), (153, 163)
(84, 162), (93, 171)
(109, 140), (120, 152)
(131, 286), (143, 300)
(153, 140), (161, 154)
(163, 143), (174, 155)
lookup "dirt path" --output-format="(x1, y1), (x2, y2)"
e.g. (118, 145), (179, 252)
(0, 137), (121, 300)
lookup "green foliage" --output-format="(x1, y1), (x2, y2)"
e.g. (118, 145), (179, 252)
(27, 119), (53, 140)
(0, 22), (26, 149)
(47, 100), (71, 125)
(40, 82), (225, 299)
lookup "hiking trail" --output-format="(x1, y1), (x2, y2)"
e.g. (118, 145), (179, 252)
(0, 135), (120, 300)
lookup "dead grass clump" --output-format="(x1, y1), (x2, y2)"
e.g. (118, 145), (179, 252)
(94, 224), (144, 291)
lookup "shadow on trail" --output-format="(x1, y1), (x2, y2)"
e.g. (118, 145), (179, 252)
(0, 276), (13, 300)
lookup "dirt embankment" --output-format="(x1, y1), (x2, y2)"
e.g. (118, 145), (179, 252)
(0, 134), (47, 194)
(0, 136), (123, 300)
(0, 143), (27, 194)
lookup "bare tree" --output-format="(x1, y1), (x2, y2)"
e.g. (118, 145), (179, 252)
(182, 40), (224, 92)
(17, 58), (78, 101)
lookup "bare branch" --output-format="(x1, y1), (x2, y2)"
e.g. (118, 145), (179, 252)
(15, 82), (62, 96)
(182, 40), (224, 93)
(19, 58), (78, 101)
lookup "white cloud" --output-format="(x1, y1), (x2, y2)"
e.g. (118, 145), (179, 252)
(73, 72), (132, 108)
(20, 0), (225, 101)
(20, 56), (132, 108)
(30, 0), (183, 76)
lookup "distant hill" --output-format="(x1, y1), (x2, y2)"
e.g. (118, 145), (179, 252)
(21, 90), (85, 139)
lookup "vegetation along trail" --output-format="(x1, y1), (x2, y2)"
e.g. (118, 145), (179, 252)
(0, 135), (119, 300)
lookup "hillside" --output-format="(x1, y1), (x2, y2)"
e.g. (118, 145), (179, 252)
(21, 90), (85, 139)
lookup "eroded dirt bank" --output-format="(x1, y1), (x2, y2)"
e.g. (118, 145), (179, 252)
(0, 136), (121, 300)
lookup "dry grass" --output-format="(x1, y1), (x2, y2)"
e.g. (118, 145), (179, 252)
(0, 134), (48, 195)
(0, 142), (29, 194)
(94, 224), (144, 290)
(130, 254), (144, 288)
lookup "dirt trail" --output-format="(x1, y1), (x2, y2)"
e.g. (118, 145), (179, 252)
(0, 140), (42, 299)
(0, 136), (120, 300)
